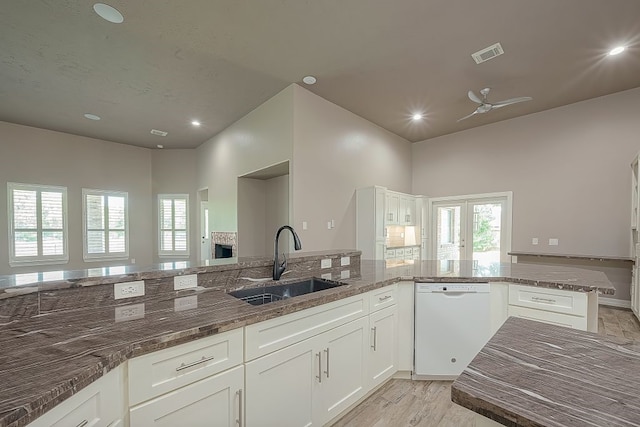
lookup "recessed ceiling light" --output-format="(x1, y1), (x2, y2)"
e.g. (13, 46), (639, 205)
(412, 113), (423, 121)
(156, 144), (164, 149)
(609, 46), (626, 56)
(93, 3), (124, 24)
(191, 120), (201, 127)
(84, 113), (101, 121)
(302, 76), (317, 85)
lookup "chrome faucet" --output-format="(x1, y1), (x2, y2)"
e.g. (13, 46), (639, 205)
(273, 225), (302, 280)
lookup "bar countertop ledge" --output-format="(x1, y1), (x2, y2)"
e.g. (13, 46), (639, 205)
(451, 317), (640, 427)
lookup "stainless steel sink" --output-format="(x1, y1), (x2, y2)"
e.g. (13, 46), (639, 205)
(228, 277), (344, 306)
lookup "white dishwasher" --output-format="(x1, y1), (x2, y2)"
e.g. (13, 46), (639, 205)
(414, 282), (491, 379)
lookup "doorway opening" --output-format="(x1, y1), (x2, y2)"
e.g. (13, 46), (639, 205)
(198, 188), (210, 260)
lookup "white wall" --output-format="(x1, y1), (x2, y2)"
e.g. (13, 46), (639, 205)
(237, 177), (267, 257)
(292, 85), (412, 251)
(196, 86), (294, 235)
(264, 174), (290, 255)
(412, 87), (640, 258)
(0, 121), (153, 274)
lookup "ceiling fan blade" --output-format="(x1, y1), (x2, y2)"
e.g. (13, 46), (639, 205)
(467, 90), (483, 104)
(491, 96), (533, 109)
(457, 110), (478, 122)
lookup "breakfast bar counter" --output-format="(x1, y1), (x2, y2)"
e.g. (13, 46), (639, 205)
(452, 316), (640, 427)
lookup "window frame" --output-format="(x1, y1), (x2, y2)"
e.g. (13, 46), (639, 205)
(7, 182), (69, 267)
(158, 194), (190, 258)
(82, 188), (130, 262)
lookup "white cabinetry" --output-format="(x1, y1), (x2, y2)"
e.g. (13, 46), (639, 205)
(399, 195), (417, 226)
(130, 366), (243, 427)
(128, 328), (244, 426)
(385, 192), (400, 225)
(369, 305), (398, 388)
(507, 284), (595, 331)
(631, 153), (640, 320)
(27, 365), (125, 427)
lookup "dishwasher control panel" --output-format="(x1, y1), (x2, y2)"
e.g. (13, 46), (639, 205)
(416, 282), (490, 293)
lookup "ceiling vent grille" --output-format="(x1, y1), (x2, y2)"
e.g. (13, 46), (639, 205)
(150, 129), (168, 137)
(471, 43), (504, 64)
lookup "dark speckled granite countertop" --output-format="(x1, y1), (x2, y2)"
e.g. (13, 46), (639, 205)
(0, 257), (616, 427)
(452, 317), (640, 427)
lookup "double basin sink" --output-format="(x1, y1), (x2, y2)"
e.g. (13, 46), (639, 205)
(228, 277), (344, 306)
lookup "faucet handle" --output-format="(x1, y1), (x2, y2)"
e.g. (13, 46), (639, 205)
(280, 252), (287, 269)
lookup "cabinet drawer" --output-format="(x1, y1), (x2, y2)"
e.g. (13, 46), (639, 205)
(370, 284), (397, 312)
(28, 366), (124, 427)
(245, 292), (369, 361)
(404, 247), (413, 256)
(385, 249), (396, 259)
(129, 328), (243, 406)
(508, 284), (587, 316)
(508, 305), (587, 330)
(395, 248), (405, 257)
(412, 250), (420, 260)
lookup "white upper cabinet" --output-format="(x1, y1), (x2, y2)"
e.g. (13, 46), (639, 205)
(385, 192), (400, 225)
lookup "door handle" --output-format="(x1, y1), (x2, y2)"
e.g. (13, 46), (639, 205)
(236, 389), (243, 426)
(371, 327), (377, 351)
(324, 347), (330, 379)
(316, 352), (322, 383)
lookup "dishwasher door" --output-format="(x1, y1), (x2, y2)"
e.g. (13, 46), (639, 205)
(414, 283), (491, 379)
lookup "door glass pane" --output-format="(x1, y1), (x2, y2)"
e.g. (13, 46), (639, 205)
(435, 206), (461, 261)
(471, 203), (502, 264)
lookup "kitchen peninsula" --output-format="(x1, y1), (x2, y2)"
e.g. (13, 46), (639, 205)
(0, 252), (615, 426)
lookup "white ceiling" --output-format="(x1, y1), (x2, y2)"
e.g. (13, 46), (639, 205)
(1, 1), (639, 149)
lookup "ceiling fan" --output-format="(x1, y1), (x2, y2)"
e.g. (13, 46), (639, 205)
(457, 88), (532, 122)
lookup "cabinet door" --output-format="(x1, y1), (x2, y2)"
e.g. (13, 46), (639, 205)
(368, 305), (398, 389)
(400, 196), (416, 225)
(385, 193), (400, 225)
(317, 317), (369, 425)
(245, 337), (319, 427)
(129, 365), (243, 427)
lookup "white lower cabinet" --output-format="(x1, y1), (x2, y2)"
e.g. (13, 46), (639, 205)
(27, 365), (125, 427)
(245, 316), (369, 427)
(129, 365), (243, 427)
(368, 305), (398, 389)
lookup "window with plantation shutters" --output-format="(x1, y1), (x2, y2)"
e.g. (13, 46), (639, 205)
(158, 194), (189, 257)
(7, 182), (68, 266)
(83, 189), (129, 261)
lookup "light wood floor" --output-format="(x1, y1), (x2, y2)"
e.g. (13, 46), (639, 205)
(331, 306), (640, 427)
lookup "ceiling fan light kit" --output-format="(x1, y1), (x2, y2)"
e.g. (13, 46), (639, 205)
(457, 87), (533, 122)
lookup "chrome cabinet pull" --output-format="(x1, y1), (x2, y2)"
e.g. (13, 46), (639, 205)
(236, 389), (243, 426)
(531, 296), (557, 304)
(324, 348), (330, 379)
(316, 352), (322, 383)
(371, 327), (377, 351)
(76, 421), (88, 427)
(378, 295), (392, 302)
(176, 355), (215, 371)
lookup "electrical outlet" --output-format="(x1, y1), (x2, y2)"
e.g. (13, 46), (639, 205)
(340, 256), (350, 266)
(302, 221), (308, 230)
(174, 274), (198, 290)
(174, 295), (198, 312)
(115, 303), (145, 322)
(532, 238), (538, 245)
(321, 258), (332, 269)
(549, 238), (559, 246)
(114, 280), (145, 300)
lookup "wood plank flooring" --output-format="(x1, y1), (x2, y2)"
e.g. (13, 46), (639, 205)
(331, 306), (640, 427)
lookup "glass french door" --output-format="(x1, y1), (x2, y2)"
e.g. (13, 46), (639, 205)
(431, 194), (511, 264)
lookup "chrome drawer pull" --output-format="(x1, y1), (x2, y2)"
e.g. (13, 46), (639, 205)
(76, 421), (88, 427)
(176, 355), (215, 371)
(531, 296), (557, 304)
(378, 295), (392, 302)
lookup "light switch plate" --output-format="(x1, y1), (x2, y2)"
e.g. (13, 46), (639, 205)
(532, 238), (538, 245)
(549, 238), (559, 246)
(114, 281), (145, 300)
(174, 274), (198, 290)
(321, 258), (332, 269)
(340, 256), (350, 266)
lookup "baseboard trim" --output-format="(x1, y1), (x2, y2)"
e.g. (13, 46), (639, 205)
(599, 297), (631, 309)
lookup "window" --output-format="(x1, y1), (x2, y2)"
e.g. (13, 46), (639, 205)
(83, 189), (129, 261)
(158, 194), (189, 257)
(7, 182), (68, 266)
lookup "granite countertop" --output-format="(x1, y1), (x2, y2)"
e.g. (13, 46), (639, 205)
(452, 317), (640, 427)
(0, 259), (616, 426)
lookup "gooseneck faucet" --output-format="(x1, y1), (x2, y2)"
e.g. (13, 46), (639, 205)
(273, 225), (302, 280)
